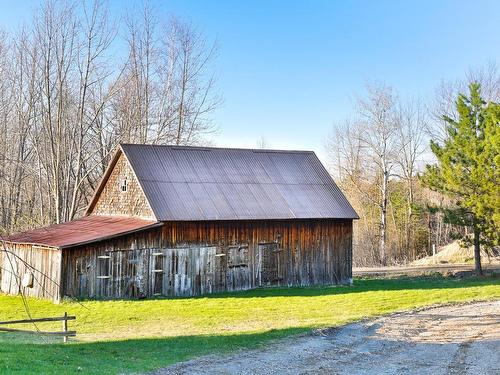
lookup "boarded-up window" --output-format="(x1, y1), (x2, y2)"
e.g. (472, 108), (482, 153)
(96, 253), (111, 296)
(152, 252), (164, 295)
(258, 242), (282, 286)
(227, 245), (248, 267)
(97, 254), (111, 279)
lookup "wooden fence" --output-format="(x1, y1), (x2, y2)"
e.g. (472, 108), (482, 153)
(0, 312), (76, 343)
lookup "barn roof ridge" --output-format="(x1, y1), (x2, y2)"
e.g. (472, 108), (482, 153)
(119, 143), (316, 154)
(118, 143), (359, 221)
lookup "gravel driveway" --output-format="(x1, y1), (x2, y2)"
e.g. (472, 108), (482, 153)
(153, 301), (500, 375)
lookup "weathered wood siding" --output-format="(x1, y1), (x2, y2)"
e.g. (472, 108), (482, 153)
(0, 244), (62, 302)
(61, 219), (353, 299)
(90, 154), (155, 219)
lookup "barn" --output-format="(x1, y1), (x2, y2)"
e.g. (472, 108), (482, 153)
(0, 144), (358, 302)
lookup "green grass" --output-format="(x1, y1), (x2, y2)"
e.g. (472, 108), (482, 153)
(0, 275), (499, 374)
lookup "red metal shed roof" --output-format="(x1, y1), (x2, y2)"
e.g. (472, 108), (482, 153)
(2, 215), (161, 249)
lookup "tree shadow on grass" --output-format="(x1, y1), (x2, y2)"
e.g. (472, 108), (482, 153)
(74, 275), (499, 302)
(0, 327), (308, 375)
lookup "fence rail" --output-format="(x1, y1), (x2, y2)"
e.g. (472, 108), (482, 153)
(0, 312), (76, 342)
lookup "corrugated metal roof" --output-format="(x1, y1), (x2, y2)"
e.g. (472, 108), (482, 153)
(3, 216), (161, 248)
(121, 144), (359, 221)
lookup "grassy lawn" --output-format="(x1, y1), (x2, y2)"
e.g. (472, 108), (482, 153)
(0, 275), (499, 374)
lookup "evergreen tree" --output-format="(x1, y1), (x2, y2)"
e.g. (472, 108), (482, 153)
(422, 83), (499, 275)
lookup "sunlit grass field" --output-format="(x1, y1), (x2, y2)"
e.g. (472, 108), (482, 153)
(0, 275), (499, 374)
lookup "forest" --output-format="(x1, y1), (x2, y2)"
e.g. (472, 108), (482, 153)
(0, 0), (498, 269)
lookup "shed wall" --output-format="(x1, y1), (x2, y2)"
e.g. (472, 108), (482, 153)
(0, 244), (62, 301)
(62, 219), (352, 299)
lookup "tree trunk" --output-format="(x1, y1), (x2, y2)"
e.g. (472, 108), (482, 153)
(379, 170), (388, 265)
(406, 179), (414, 260)
(473, 225), (482, 276)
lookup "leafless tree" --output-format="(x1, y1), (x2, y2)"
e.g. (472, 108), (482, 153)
(355, 84), (399, 264)
(256, 136), (272, 149)
(0, 0), (220, 232)
(394, 99), (427, 258)
(430, 62), (500, 142)
(328, 83), (399, 265)
(111, 5), (220, 146)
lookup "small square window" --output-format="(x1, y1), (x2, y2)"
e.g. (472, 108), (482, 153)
(120, 178), (128, 192)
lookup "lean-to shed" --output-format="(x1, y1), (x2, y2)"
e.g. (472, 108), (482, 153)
(0, 144), (358, 301)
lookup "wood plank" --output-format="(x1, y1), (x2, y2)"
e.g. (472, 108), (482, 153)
(0, 316), (75, 325)
(0, 327), (76, 336)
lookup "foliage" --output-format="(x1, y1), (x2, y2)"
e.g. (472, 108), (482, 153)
(0, 276), (499, 374)
(422, 83), (500, 252)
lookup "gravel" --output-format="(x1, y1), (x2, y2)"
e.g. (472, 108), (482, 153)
(152, 301), (500, 375)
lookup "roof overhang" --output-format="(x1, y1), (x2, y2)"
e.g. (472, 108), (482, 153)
(2, 215), (163, 249)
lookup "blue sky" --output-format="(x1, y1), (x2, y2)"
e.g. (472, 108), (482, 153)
(1, 0), (499, 162)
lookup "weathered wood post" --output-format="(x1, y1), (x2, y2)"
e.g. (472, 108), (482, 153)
(62, 312), (68, 343)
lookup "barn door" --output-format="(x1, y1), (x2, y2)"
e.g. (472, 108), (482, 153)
(163, 248), (191, 296)
(75, 257), (90, 297)
(258, 242), (282, 286)
(161, 247), (217, 297)
(226, 244), (251, 291)
(194, 247), (216, 295)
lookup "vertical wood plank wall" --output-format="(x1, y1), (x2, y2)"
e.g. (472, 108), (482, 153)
(61, 219), (353, 299)
(0, 244), (62, 301)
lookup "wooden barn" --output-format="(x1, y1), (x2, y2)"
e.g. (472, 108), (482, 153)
(0, 144), (358, 302)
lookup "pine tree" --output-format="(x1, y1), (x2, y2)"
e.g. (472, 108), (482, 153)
(422, 83), (499, 276)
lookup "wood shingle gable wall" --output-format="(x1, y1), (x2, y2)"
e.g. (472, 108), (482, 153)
(87, 151), (156, 220)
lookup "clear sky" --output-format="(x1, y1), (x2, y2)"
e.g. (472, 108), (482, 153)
(1, 0), (499, 162)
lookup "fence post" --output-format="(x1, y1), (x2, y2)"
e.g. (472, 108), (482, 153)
(62, 312), (68, 343)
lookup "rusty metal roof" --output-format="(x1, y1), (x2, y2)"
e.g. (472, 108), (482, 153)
(120, 144), (359, 221)
(3, 216), (161, 248)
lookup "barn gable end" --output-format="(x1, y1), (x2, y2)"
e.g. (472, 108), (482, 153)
(88, 152), (155, 220)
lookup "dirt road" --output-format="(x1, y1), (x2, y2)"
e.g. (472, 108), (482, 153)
(153, 301), (500, 375)
(353, 264), (500, 277)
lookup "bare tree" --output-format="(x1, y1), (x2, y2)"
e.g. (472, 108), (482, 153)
(328, 120), (381, 265)
(328, 83), (399, 265)
(394, 99), (427, 258)
(111, 5), (220, 146)
(355, 84), (399, 264)
(0, 0), (220, 232)
(430, 62), (500, 142)
(256, 136), (272, 149)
